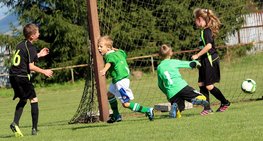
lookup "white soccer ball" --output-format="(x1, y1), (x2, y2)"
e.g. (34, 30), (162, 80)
(241, 79), (256, 93)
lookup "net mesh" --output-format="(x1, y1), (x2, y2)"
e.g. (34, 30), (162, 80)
(70, 0), (263, 123)
(69, 42), (100, 124)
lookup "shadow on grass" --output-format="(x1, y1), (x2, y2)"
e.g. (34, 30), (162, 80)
(18, 120), (70, 129)
(71, 124), (110, 130)
(0, 135), (14, 139)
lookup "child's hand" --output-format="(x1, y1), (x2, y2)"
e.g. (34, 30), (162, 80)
(43, 69), (53, 78)
(189, 60), (201, 68)
(100, 69), (107, 76)
(38, 48), (50, 58)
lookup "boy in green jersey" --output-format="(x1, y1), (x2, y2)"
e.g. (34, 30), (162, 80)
(157, 44), (209, 118)
(98, 36), (154, 123)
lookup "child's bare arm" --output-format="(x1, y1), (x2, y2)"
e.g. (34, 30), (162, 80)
(100, 63), (111, 76)
(191, 43), (212, 60)
(29, 62), (53, 77)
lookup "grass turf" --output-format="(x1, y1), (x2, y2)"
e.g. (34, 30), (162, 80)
(0, 80), (262, 141)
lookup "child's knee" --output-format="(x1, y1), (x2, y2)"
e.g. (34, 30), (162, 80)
(122, 102), (130, 108)
(206, 85), (214, 91)
(30, 97), (38, 103)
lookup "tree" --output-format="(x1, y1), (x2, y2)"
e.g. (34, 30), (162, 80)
(0, 0), (89, 83)
(98, 0), (249, 57)
(0, 0), (254, 83)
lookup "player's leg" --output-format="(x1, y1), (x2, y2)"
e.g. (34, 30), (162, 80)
(168, 93), (183, 118)
(107, 84), (122, 123)
(170, 100), (183, 119)
(198, 60), (214, 115)
(30, 97), (39, 135)
(117, 79), (154, 121)
(10, 99), (26, 137)
(122, 101), (154, 121)
(9, 76), (26, 137)
(13, 100), (27, 126)
(191, 91), (209, 106)
(199, 83), (211, 108)
(179, 86), (211, 116)
(206, 58), (230, 112)
(206, 85), (230, 112)
(178, 86), (208, 106)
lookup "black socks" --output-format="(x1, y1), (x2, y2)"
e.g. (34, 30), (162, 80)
(31, 102), (39, 130)
(14, 100), (27, 125)
(210, 87), (228, 104)
(199, 86), (211, 110)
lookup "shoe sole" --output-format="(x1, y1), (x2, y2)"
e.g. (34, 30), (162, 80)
(200, 111), (214, 116)
(107, 115), (122, 123)
(216, 106), (229, 112)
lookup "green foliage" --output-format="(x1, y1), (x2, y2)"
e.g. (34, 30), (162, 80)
(98, 0), (249, 58)
(0, 0), (89, 83)
(0, 0), (257, 84)
(230, 44), (253, 57)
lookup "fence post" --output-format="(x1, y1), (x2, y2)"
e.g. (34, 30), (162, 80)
(151, 56), (154, 73)
(70, 68), (74, 83)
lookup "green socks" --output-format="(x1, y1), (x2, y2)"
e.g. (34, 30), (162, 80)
(129, 102), (149, 113)
(108, 97), (120, 117)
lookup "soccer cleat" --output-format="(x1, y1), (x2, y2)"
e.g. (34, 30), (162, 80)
(10, 122), (24, 137)
(216, 101), (231, 112)
(191, 95), (209, 106)
(176, 109), (182, 119)
(169, 103), (178, 118)
(107, 114), (122, 123)
(32, 128), (38, 135)
(200, 109), (214, 116)
(146, 108), (154, 121)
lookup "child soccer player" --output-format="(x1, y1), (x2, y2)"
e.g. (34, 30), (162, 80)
(157, 44), (209, 118)
(9, 23), (53, 137)
(192, 8), (230, 115)
(98, 35), (154, 123)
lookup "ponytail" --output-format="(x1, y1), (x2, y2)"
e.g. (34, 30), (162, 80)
(194, 8), (221, 37)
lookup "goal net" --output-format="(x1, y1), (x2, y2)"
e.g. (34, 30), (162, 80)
(70, 0), (263, 123)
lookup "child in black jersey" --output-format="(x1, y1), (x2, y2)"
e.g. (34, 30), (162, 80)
(192, 8), (230, 115)
(9, 23), (53, 136)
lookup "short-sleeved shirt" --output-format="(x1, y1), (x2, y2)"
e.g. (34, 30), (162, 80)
(9, 40), (38, 76)
(198, 28), (221, 85)
(104, 49), (129, 84)
(9, 40), (38, 100)
(199, 28), (216, 59)
(157, 59), (194, 101)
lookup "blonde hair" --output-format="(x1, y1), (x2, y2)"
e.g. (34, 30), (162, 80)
(193, 8), (221, 37)
(23, 23), (39, 39)
(159, 44), (172, 59)
(98, 35), (113, 49)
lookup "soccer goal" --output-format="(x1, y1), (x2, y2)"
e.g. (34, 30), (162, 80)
(69, 0), (263, 123)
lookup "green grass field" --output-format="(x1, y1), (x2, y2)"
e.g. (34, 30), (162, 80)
(1, 81), (263, 141)
(0, 52), (262, 141)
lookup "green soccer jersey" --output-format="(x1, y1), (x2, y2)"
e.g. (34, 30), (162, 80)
(104, 49), (130, 84)
(157, 59), (194, 101)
